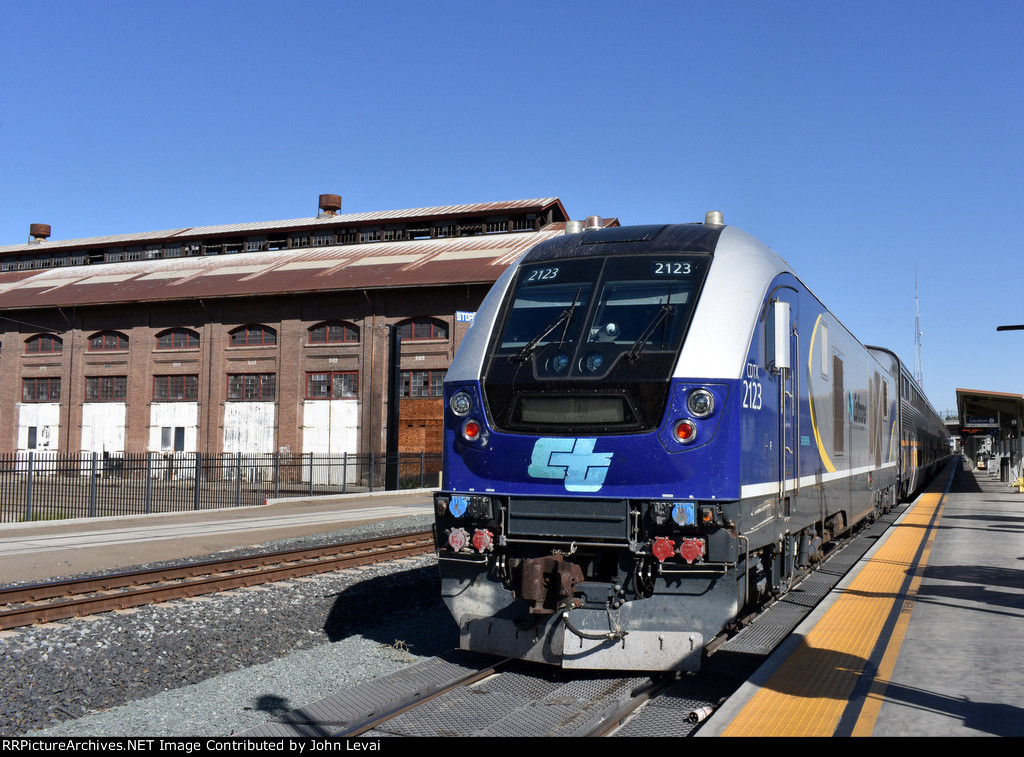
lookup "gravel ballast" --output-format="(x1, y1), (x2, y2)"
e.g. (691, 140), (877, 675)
(1, 513), (458, 737)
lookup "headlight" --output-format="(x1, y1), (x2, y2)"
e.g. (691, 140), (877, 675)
(687, 389), (715, 418)
(581, 351), (604, 373)
(548, 352), (570, 373)
(449, 391), (472, 417)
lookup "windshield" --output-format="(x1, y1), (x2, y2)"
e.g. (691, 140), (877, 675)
(483, 251), (710, 433)
(491, 254), (707, 380)
(498, 263), (593, 353)
(589, 281), (691, 349)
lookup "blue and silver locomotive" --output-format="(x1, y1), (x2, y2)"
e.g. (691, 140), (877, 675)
(433, 213), (949, 671)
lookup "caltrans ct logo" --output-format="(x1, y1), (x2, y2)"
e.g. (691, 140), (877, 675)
(527, 438), (613, 492)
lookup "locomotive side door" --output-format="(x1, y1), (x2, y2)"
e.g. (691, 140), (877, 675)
(768, 291), (799, 502)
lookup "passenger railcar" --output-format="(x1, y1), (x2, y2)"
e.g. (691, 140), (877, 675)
(433, 214), (950, 671)
(866, 346), (950, 498)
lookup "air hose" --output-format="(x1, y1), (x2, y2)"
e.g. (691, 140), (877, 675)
(558, 606), (629, 642)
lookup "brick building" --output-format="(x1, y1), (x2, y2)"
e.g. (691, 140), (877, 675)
(0, 196), (598, 462)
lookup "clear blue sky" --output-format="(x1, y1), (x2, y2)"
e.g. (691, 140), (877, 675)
(2, 0), (1021, 416)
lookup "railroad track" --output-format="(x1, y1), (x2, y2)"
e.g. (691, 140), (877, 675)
(339, 656), (517, 737)
(0, 530), (435, 630)
(247, 651), (683, 739)
(342, 658), (680, 738)
(244, 501), (910, 738)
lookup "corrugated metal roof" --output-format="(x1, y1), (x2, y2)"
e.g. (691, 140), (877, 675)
(0, 198), (566, 254)
(0, 224), (581, 310)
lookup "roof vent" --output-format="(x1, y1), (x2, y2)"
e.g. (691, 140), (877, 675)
(584, 215), (603, 230)
(318, 194), (342, 217)
(704, 210), (724, 227)
(28, 223), (51, 244)
(565, 220), (584, 235)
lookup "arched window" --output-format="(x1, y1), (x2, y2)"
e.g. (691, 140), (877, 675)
(156, 328), (200, 350)
(308, 320), (359, 344)
(396, 317), (448, 341)
(229, 324), (277, 347)
(88, 330), (129, 351)
(25, 334), (63, 354)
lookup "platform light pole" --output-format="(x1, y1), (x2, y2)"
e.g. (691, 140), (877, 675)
(994, 324), (1024, 483)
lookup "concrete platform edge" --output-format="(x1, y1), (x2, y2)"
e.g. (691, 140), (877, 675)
(694, 478), (943, 737)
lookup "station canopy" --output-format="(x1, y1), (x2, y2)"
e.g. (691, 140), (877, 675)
(956, 388), (1024, 439)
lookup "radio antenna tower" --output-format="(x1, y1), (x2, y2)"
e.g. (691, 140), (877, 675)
(914, 268), (924, 388)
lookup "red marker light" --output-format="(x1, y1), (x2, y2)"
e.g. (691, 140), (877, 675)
(462, 418), (482, 442)
(673, 419), (697, 444)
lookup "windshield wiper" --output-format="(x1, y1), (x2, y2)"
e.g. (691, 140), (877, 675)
(627, 304), (676, 362)
(515, 287), (583, 362)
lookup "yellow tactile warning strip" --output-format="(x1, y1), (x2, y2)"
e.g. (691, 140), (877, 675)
(720, 462), (955, 736)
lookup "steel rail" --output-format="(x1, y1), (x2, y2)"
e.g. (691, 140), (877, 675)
(0, 530), (434, 630)
(334, 656), (515, 737)
(582, 672), (682, 737)
(327, 662), (677, 739)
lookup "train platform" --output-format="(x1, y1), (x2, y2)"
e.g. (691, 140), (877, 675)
(0, 489), (434, 586)
(697, 458), (1024, 737)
